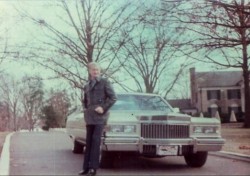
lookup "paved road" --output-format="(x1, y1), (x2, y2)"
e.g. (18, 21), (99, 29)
(9, 131), (250, 175)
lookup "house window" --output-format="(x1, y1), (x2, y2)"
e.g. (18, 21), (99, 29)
(227, 89), (241, 99)
(207, 90), (220, 100)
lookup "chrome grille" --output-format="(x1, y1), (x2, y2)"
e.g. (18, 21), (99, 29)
(141, 124), (189, 139)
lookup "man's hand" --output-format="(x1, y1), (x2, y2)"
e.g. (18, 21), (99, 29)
(95, 106), (104, 114)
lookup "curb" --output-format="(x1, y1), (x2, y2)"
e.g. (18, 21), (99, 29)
(209, 151), (250, 162)
(0, 132), (14, 175)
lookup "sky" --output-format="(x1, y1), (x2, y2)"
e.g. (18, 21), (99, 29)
(0, 0), (71, 89)
(0, 0), (243, 99)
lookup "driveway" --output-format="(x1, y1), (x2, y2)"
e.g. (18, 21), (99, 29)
(9, 131), (250, 175)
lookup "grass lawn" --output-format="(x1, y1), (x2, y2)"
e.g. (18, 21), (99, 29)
(221, 123), (250, 155)
(0, 132), (11, 156)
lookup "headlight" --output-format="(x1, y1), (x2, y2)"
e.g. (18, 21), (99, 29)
(124, 125), (136, 133)
(109, 125), (124, 133)
(107, 125), (136, 133)
(204, 127), (215, 134)
(194, 126), (203, 133)
(193, 126), (219, 134)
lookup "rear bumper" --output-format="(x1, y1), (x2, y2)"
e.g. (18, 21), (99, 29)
(102, 137), (225, 155)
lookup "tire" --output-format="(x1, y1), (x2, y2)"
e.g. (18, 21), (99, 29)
(99, 151), (115, 168)
(184, 151), (208, 167)
(72, 140), (84, 154)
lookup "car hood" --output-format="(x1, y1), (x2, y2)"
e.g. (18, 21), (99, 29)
(107, 110), (191, 123)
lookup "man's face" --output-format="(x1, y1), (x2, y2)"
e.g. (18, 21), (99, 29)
(89, 66), (101, 79)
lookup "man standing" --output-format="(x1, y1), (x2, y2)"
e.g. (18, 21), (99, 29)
(79, 62), (117, 176)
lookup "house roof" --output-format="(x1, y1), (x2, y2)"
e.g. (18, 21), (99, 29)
(195, 71), (242, 88)
(168, 99), (195, 110)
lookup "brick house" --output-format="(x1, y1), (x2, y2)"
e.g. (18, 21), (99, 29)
(190, 67), (244, 122)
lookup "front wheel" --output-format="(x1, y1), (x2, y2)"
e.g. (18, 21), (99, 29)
(184, 151), (208, 167)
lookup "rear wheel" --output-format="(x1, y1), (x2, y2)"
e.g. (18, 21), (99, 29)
(72, 140), (84, 154)
(184, 151), (208, 167)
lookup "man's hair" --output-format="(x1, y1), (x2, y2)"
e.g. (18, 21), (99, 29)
(87, 62), (101, 70)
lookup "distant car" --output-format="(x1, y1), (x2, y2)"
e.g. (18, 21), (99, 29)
(66, 92), (225, 168)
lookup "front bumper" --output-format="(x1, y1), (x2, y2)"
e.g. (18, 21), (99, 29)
(102, 137), (225, 155)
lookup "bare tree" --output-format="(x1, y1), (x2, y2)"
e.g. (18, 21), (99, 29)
(21, 75), (44, 131)
(171, 70), (192, 99)
(0, 74), (22, 131)
(47, 89), (71, 128)
(0, 102), (10, 131)
(0, 11), (20, 67)
(0, 39), (8, 66)
(0, 15), (8, 67)
(174, 0), (250, 127)
(118, 1), (192, 98)
(15, 0), (137, 90)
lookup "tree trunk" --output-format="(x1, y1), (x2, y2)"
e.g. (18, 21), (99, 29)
(86, 20), (93, 63)
(239, 3), (250, 128)
(243, 71), (250, 128)
(242, 45), (250, 128)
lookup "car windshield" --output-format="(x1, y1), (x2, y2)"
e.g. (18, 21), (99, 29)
(110, 94), (172, 112)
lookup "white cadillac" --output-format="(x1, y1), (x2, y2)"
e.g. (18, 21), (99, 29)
(66, 93), (225, 168)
